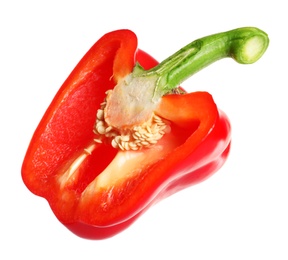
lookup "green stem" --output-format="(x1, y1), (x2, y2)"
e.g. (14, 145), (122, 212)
(133, 27), (269, 97)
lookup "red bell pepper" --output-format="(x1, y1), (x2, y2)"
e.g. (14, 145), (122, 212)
(22, 27), (269, 239)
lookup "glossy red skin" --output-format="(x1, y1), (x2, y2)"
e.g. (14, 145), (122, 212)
(66, 109), (230, 239)
(22, 30), (231, 239)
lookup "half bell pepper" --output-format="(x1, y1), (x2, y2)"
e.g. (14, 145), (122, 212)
(22, 27), (269, 239)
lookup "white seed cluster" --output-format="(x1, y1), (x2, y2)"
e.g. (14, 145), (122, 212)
(93, 94), (170, 151)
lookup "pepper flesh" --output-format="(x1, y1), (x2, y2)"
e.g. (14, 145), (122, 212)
(22, 28), (268, 239)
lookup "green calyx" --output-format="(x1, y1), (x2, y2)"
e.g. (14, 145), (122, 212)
(132, 27), (269, 99)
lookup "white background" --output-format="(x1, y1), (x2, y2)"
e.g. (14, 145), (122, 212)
(1, 0), (287, 259)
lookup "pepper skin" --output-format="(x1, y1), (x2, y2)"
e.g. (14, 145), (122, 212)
(22, 28), (268, 239)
